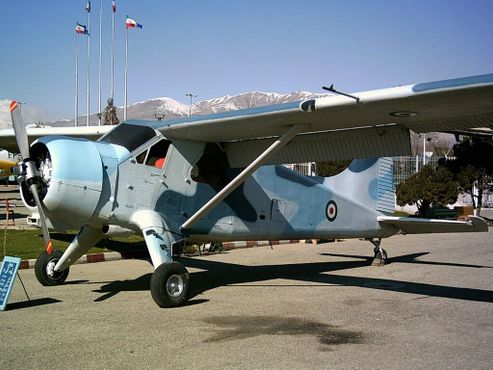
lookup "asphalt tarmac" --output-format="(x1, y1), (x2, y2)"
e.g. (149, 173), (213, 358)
(1, 230), (492, 369)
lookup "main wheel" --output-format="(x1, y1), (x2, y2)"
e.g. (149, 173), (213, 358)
(150, 261), (189, 308)
(375, 248), (388, 261)
(34, 250), (70, 286)
(372, 247), (388, 266)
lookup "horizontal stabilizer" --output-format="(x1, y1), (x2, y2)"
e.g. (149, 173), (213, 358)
(377, 215), (488, 234)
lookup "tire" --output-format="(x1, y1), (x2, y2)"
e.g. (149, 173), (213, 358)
(150, 261), (189, 308)
(34, 250), (70, 286)
(373, 248), (388, 262)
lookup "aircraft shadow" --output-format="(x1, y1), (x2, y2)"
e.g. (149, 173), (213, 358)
(92, 273), (209, 306)
(183, 256), (493, 303)
(320, 251), (493, 269)
(93, 274), (152, 302)
(92, 252), (493, 304)
(5, 297), (62, 310)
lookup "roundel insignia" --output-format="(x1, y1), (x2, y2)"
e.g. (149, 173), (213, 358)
(326, 200), (337, 222)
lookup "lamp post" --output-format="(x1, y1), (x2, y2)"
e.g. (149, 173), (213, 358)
(185, 93), (197, 118)
(423, 133), (426, 166)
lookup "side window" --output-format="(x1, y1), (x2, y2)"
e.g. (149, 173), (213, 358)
(135, 150), (147, 164)
(144, 140), (171, 169)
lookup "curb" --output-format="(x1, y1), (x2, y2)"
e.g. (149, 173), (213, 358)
(19, 251), (123, 270)
(18, 239), (302, 270)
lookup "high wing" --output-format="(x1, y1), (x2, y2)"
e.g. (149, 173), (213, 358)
(2, 74), (491, 162)
(0, 126), (113, 153)
(157, 73), (493, 167)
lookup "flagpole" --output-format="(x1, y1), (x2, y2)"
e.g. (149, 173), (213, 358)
(75, 34), (79, 127)
(98, 0), (103, 126)
(124, 25), (128, 121)
(86, 4), (91, 126)
(111, 1), (115, 101)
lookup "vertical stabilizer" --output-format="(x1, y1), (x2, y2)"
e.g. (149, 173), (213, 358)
(323, 157), (395, 214)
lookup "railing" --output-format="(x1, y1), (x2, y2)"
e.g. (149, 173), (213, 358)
(393, 156), (439, 185)
(1, 199), (16, 226)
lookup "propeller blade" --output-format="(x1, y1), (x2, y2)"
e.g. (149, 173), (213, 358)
(29, 182), (52, 253)
(9, 100), (30, 160)
(10, 101), (52, 253)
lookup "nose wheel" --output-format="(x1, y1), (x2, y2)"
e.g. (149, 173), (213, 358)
(150, 261), (190, 307)
(34, 250), (70, 286)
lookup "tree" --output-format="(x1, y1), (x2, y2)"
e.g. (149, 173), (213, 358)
(396, 165), (458, 216)
(315, 160), (351, 177)
(443, 137), (493, 215)
(103, 97), (119, 125)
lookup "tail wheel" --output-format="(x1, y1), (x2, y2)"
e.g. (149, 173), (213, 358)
(34, 250), (70, 286)
(150, 261), (189, 308)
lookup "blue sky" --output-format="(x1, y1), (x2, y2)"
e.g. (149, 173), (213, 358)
(1, 0), (492, 122)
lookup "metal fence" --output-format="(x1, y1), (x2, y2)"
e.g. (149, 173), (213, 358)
(393, 156), (439, 185)
(284, 163), (315, 176)
(286, 157), (440, 184)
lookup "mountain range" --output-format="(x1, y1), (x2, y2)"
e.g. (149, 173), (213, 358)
(51, 91), (330, 126)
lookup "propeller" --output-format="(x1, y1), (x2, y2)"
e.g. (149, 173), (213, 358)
(9, 101), (53, 254)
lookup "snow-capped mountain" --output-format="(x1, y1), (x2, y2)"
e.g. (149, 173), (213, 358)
(47, 91), (329, 126)
(191, 91), (328, 115)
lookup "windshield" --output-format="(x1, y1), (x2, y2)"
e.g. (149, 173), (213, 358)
(99, 123), (157, 152)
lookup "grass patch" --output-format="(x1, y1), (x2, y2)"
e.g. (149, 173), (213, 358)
(0, 228), (146, 260)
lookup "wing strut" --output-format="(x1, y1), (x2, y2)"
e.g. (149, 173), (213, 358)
(180, 123), (306, 231)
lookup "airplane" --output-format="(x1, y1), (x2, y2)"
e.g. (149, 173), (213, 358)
(4, 73), (493, 308)
(0, 150), (18, 178)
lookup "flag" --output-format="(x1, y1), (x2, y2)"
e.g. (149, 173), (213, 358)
(86, 1), (91, 13)
(75, 23), (89, 35)
(112, 0), (116, 13)
(126, 16), (143, 29)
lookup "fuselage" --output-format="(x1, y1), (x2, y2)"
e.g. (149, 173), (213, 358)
(23, 121), (397, 243)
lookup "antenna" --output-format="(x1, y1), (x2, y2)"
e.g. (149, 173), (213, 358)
(154, 113), (165, 121)
(322, 84), (360, 103)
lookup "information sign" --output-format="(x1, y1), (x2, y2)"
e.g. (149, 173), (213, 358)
(0, 256), (21, 311)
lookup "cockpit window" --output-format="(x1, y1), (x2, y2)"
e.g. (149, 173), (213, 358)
(133, 139), (171, 168)
(145, 140), (171, 168)
(99, 123), (157, 152)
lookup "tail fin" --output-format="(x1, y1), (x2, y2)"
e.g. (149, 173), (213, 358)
(323, 157), (395, 214)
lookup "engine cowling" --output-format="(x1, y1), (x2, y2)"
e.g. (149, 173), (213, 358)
(22, 136), (104, 230)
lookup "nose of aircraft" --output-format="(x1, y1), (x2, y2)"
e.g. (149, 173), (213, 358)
(25, 136), (104, 229)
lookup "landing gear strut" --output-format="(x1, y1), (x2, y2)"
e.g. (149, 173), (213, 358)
(369, 239), (387, 266)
